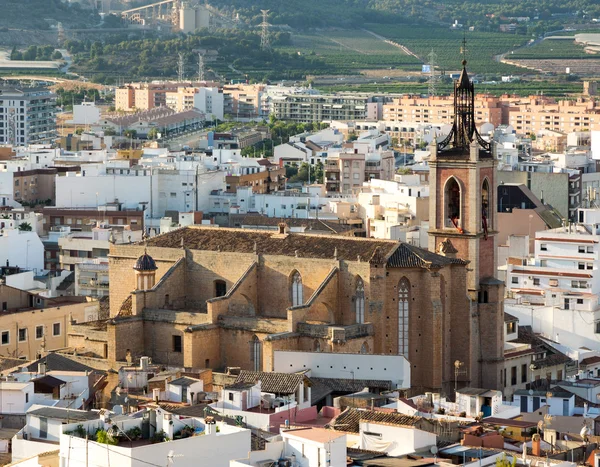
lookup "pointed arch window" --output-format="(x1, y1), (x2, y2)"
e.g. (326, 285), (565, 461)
(251, 335), (261, 371)
(444, 177), (461, 229)
(398, 278), (410, 356)
(291, 272), (303, 307)
(355, 277), (365, 324)
(482, 178), (491, 232)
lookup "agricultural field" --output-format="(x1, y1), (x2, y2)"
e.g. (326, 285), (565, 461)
(276, 29), (422, 74)
(318, 80), (584, 97)
(363, 24), (530, 75)
(509, 38), (592, 59)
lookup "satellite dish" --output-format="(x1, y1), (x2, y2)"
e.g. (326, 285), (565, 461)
(529, 389), (534, 396)
(431, 447), (439, 455)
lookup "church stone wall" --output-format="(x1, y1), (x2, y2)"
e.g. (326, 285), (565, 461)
(109, 245), (183, 317)
(108, 318), (144, 362)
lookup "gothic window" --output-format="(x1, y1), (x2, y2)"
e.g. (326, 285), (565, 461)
(398, 278), (410, 356)
(355, 277), (365, 324)
(250, 335), (261, 371)
(291, 271), (303, 307)
(482, 178), (491, 230)
(444, 177), (461, 229)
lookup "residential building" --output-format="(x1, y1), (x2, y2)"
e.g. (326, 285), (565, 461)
(505, 208), (600, 351)
(513, 388), (575, 415)
(0, 86), (56, 146)
(0, 225), (44, 272)
(270, 93), (374, 123)
(115, 82), (181, 112)
(95, 107), (205, 138)
(12, 405), (251, 466)
(42, 207), (145, 234)
(0, 289), (97, 359)
(507, 96), (600, 134)
(382, 94), (503, 127)
(165, 86), (224, 120)
(223, 84), (266, 120)
(225, 163), (285, 194)
(324, 148), (395, 194)
(356, 177), (429, 243)
(13, 167), (76, 205)
(273, 128), (343, 166)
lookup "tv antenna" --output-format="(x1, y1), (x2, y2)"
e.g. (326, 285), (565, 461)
(427, 49), (438, 97)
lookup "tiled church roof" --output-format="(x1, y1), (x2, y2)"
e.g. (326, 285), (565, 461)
(235, 370), (308, 395)
(144, 227), (466, 269)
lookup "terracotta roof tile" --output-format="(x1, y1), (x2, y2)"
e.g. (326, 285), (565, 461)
(235, 370), (307, 395)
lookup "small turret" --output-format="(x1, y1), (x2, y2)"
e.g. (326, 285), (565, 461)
(134, 251), (158, 291)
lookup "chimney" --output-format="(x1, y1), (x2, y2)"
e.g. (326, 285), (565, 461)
(532, 434), (541, 457)
(38, 362), (46, 376)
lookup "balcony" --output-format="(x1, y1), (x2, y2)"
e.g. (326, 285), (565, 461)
(297, 323), (373, 342)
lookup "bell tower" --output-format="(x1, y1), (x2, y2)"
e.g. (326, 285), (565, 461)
(428, 54), (504, 390)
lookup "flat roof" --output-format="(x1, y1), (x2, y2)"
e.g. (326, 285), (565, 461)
(282, 427), (345, 443)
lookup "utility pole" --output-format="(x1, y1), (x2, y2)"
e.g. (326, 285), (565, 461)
(260, 10), (271, 51)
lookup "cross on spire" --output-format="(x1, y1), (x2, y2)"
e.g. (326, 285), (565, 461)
(460, 32), (468, 66)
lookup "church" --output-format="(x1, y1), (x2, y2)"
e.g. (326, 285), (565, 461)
(68, 58), (504, 396)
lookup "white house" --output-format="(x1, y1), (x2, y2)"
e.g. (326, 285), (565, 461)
(513, 389), (575, 416)
(0, 228), (44, 273)
(167, 376), (204, 404)
(280, 428), (346, 467)
(455, 388), (503, 418)
(358, 420), (437, 456)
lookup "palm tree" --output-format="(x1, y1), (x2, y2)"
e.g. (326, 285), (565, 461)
(18, 222), (32, 232)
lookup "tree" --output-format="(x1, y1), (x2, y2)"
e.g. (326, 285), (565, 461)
(51, 50), (63, 60)
(123, 129), (137, 139)
(18, 223), (32, 232)
(147, 128), (159, 140)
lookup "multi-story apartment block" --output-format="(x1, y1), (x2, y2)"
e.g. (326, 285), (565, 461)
(505, 208), (600, 350)
(0, 86), (56, 146)
(115, 82), (184, 111)
(507, 97), (600, 134)
(13, 167), (76, 205)
(165, 86), (224, 120)
(270, 93), (373, 123)
(382, 94), (503, 126)
(223, 84), (266, 119)
(325, 148), (394, 194)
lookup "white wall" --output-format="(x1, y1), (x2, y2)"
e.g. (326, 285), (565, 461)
(0, 384), (33, 413)
(59, 424), (250, 467)
(282, 431), (346, 467)
(0, 230), (44, 272)
(359, 422), (436, 456)
(167, 380), (203, 403)
(274, 351), (410, 389)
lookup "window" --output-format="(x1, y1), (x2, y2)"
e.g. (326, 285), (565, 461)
(1, 331), (8, 345)
(18, 329), (26, 342)
(511, 366), (517, 386)
(172, 335), (182, 353)
(564, 299), (570, 310)
(482, 179), (491, 229)
(549, 279), (558, 287)
(355, 277), (365, 324)
(506, 322), (516, 334)
(540, 243), (547, 251)
(52, 323), (60, 336)
(25, 393), (28, 403)
(444, 177), (461, 228)
(36, 326), (43, 339)
(595, 321), (600, 334)
(579, 246), (586, 253)
(579, 263), (585, 270)
(214, 280), (227, 298)
(577, 299), (584, 305)
(533, 278), (540, 285)
(398, 278), (409, 357)
(291, 272), (303, 307)
(522, 364), (527, 383)
(251, 335), (261, 371)
(228, 392), (234, 401)
(511, 277), (519, 284)
(587, 246), (594, 254)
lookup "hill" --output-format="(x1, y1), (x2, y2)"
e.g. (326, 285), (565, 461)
(0, 0), (99, 31)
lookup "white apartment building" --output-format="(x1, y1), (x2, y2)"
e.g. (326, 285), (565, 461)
(505, 208), (600, 350)
(357, 177), (429, 244)
(57, 225), (143, 297)
(273, 128), (343, 166)
(0, 224), (44, 272)
(0, 87), (56, 146)
(324, 148), (395, 194)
